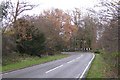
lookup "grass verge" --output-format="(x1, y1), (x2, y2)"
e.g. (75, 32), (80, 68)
(87, 54), (113, 78)
(2, 54), (69, 72)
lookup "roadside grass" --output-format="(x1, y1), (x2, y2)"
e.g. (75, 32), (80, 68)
(87, 54), (112, 78)
(2, 54), (69, 72)
(101, 52), (118, 78)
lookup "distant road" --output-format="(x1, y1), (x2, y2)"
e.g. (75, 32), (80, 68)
(2, 52), (95, 78)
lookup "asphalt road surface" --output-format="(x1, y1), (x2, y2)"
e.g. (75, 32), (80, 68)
(2, 52), (95, 78)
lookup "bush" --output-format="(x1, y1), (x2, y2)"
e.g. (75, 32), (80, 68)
(94, 49), (101, 54)
(2, 34), (16, 56)
(16, 25), (46, 56)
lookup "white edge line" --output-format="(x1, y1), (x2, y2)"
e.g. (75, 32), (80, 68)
(77, 53), (95, 78)
(45, 65), (63, 73)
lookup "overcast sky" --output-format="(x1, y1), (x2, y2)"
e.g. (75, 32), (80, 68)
(0, 0), (117, 16)
(3, 0), (100, 15)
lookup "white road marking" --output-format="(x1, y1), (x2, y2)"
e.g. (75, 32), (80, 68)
(67, 55), (82, 64)
(77, 53), (95, 78)
(46, 55), (82, 73)
(3, 53), (91, 78)
(67, 59), (75, 63)
(46, 55), (82, 74)
(45, 65), (63, 73)
(79, 55), (82, 57)
(76, 56), (81, 60)
(76, 73), (81, 78)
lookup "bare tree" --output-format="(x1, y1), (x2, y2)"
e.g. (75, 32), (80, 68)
(2, 0), (36, 33)
(87, 0), (119, 22)
(71, 8), (81, 27)
(12, 0), (35, 24)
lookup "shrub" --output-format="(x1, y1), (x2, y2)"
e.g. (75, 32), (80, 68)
(94, 49), (101, 54)
(16, 25), (46, 56)
(2, 34), (16, 56)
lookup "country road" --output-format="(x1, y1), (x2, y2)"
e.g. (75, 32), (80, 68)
(2, 52), (95, 78)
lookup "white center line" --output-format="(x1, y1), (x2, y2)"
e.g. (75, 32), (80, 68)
(67, 55), (82, 64)
(45, 64), (63, 73)
(46, 55), (82, 74)
(76, 56), (81, 60)
(67, 59), (75, 63)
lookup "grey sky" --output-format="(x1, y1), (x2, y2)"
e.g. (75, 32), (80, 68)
(0, 0), (117, 16)
(7, 0), (100, 15)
